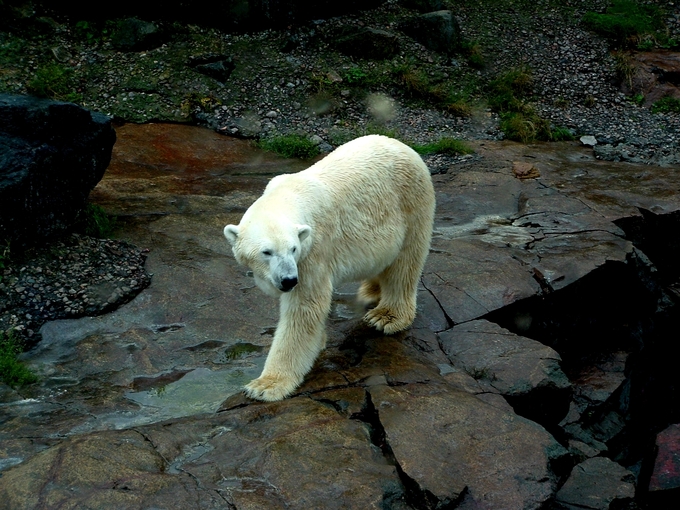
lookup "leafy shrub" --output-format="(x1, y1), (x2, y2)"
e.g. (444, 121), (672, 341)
(28, 63), (81, 102)
(651, 96), (680, 114)
(259, 134), (320, 159)
(0, 332), (38, 388)
(411, 137), (473, 156)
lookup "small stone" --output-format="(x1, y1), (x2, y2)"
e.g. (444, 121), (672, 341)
(580, 135), (598, 147)
(265, 111), (278, 118)
(512, 161), (540, 180)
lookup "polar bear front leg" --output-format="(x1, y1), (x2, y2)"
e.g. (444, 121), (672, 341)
(244, 281), (332, 401)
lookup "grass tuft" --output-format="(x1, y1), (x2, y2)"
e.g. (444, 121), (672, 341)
(259, 134), (320, 159)
(651, 97), (680, 114)
(583, 0), (674, 49)
(0, 331), (38, 388)
(27, 63), (82, 102)
(80, 203), (117, 238)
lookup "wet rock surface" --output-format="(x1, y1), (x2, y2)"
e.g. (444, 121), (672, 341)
(0, 124), (679, 508)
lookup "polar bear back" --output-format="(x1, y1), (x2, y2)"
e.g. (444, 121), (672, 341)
(249, 135), (435, 285)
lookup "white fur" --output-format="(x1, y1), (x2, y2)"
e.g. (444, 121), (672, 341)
(224, 135), (435, 401)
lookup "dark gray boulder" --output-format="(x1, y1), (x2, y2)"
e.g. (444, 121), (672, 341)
(0, 94), (115, 245)
(110, 18), (163, 51)
(189, 54), (236, 83)
(399, 10), (461, 54)
(333, 27), (400, 60)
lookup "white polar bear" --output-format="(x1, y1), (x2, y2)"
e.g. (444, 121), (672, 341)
(224, 134), (435, 401)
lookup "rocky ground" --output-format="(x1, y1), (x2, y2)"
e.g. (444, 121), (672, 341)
(1, 0), (679, 175)
(0, 234), (151, 343)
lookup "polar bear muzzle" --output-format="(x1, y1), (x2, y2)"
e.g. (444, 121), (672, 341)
(280, 276), (298, 292)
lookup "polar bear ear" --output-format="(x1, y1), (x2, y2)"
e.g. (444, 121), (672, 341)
(296, 224), (312, 242)
(224, 225), (240, 245)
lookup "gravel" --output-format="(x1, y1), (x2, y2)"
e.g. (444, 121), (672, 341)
(2, 1), (678, 167)
(0, 234), (151, 345)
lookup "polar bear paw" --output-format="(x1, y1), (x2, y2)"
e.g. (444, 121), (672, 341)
(244, 373), (301, 402)
(364, 307), (413, 335)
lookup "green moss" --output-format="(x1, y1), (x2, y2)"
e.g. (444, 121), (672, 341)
(411, 137), (473, 156)
(259, 134), (320, 159)
(27, 63), (81, 102)
(651, 97), (680, 114)
(224, 342), (263, 360)
(0, 332), (38, 388)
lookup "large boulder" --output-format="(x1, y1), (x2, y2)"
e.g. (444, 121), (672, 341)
(0, 94), (116, 245)
(333, 27), (400, 60)
(399, 10), (461, 54)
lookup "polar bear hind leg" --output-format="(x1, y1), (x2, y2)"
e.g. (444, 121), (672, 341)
(363, 237), (427, 334)
(357, 278), (381, 307)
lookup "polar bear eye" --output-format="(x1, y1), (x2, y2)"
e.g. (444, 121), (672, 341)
(262, 250), (273, 256)
(292, 247), (297, 253)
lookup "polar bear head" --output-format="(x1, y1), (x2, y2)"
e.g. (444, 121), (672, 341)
(224, 220), (312, 297)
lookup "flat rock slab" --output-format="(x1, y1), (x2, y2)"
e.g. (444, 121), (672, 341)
(440, 319), (569, 394)
(368, 382), (566, 509)
(439, 320), (571, 425)
(555, 457), (635, 510)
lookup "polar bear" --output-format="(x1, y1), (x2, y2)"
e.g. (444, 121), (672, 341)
(224, 134), (435, 401)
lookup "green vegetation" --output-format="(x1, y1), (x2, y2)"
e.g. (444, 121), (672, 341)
(613, 51), (637, 90)
(583, 0), (676, 49)
(631, 93), (645, 106)
(410, 137), (473, 156)
(259, 134), (320, 159)
(343, 66), (369, 85)
(27, 63), (81, 102)
(80, 203), (117, 238)
(651, 97), (680, 114)
(224, 342), (263, 360)
(391, 61), (475, 117)
(73, 20), (114, 44)
(0, 331), (38, 388)
(461, 41), (485, 69)
(488, 67), (573, 143)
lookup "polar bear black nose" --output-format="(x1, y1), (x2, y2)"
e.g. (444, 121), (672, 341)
(281, 277), (298, 292)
